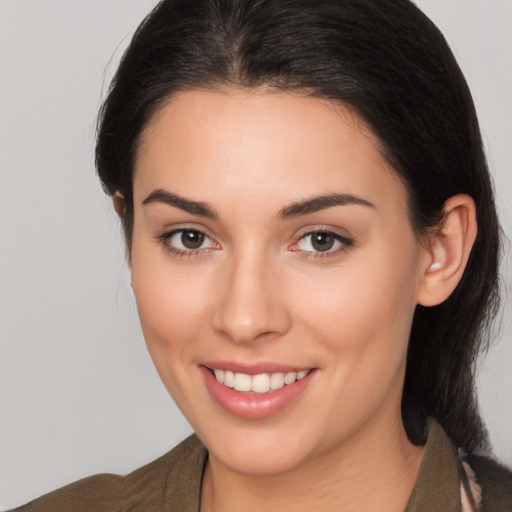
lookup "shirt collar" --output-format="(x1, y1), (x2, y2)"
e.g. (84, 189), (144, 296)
(404, 419), (462, 512)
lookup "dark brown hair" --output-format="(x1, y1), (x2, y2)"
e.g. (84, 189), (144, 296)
(96, 0), (500, 453)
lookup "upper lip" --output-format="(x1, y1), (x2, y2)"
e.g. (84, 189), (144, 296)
(201, 361), (313, 375)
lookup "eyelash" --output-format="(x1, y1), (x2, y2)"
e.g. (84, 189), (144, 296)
(156, 228), (354, 260)
(156, 228), (218, 258)
(292, 230), (354, 260)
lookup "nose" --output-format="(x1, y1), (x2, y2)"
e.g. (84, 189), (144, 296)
(211, 249), (291, 345)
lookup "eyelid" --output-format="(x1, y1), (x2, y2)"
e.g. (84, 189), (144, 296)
(155, 222), (217, 241)
(289, 226), (354, 257)
(156, 225), (221, 257)
(290, 224), (352, 243)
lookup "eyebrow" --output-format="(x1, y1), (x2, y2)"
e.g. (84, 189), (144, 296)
(278, 193), (375, 219)
(142, 189), (374, 220)
(142, 189), (218, 219)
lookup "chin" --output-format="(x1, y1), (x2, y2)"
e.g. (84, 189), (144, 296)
(196, 418), (325, 477)
(213, 438), (311, 476)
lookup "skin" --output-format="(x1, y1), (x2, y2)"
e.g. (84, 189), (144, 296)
(120, 88), (477, 512)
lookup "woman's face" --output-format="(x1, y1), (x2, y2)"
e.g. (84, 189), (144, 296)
(130, 89), (430, 475)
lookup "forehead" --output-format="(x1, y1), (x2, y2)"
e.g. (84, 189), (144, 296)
(134, 88), (407, 214)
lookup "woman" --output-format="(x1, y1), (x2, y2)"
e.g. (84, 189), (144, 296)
(7, 0), (512, 510)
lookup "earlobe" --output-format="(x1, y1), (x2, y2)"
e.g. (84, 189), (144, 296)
(417, 194), (477, 307)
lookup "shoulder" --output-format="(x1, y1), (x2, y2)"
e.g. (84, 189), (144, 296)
(463, 453), (512, 511)
(9, 435), (206, 512)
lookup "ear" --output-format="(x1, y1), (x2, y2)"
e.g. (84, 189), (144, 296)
(113, 190), (126, 219)
(416, 194), (477, 307)
(113, 191), (132, 269)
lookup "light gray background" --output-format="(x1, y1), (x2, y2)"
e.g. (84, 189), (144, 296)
(0, 0), (510, 509)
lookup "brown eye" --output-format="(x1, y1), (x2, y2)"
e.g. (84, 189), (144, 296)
(311, 232), (335, 252)
(294, 230), (352, 256)
(160, 228), (217, 255)
(181, 229), (205, 249)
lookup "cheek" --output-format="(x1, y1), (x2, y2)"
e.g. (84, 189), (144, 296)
(297, 257), (417, 347)
(130, 239), (216, 377)
(289, 255), (419, 441)
(293, 241), (420, 393)
(130, 259), (220, 422)
(136, 277), (205, 338)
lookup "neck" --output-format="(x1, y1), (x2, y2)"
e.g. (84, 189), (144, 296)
(200, 415), (425, 512)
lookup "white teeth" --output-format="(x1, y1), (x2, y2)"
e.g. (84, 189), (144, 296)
(284, 372), (297, 385)
(212, 368), (310, 393)
(224, 370), (235, 388)
(214, 369), (224, 384)
(270, 372), (285, 390)
(233, 373), (252, 392)
(251, 373), (271, 393)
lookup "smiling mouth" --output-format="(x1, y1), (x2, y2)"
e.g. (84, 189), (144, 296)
(205, 367), (311, 394)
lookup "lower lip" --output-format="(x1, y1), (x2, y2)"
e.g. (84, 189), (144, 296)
(200, 366), (315, 420)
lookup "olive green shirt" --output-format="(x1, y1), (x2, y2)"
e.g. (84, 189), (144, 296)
(10, 421), (512, 511)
